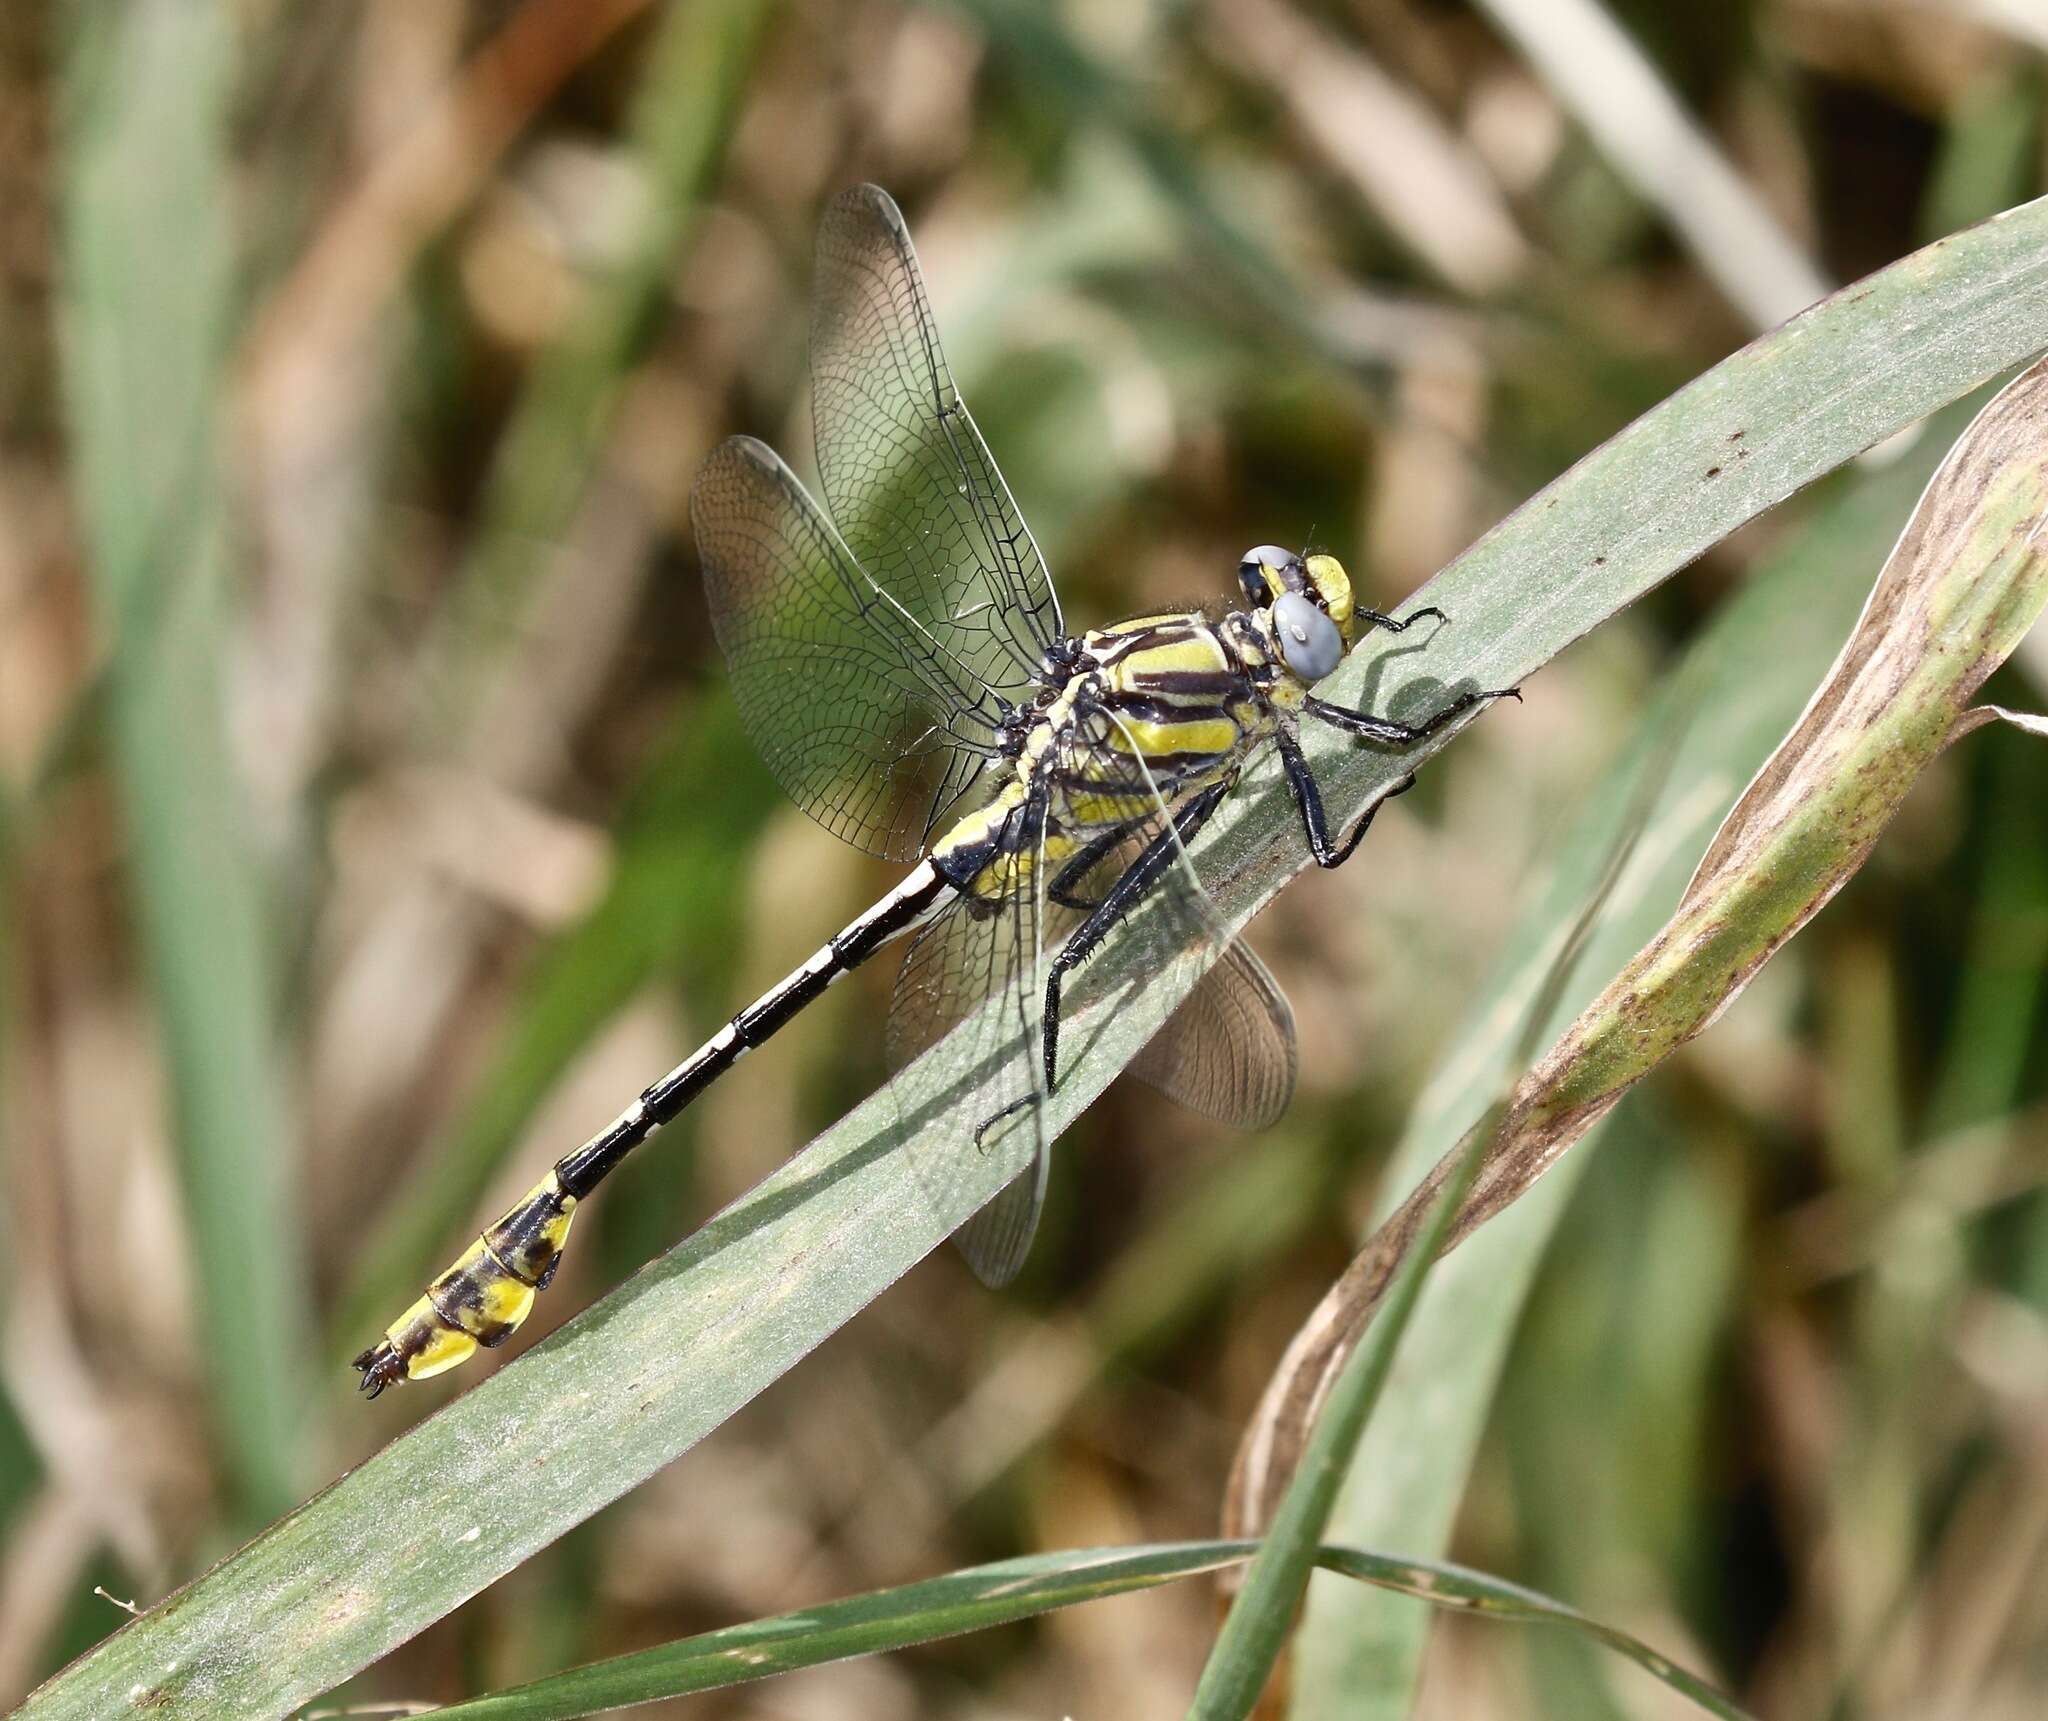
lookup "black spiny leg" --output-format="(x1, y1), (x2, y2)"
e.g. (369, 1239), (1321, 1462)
(1303, 682), (1519, 747)
(1048, 767), (1239, 910)
(1040, 780), (1232, 1094)
(1047, 822), (1134, 911)
(1275, 727), (1416, 869)
(1356, 604), (1444, 634)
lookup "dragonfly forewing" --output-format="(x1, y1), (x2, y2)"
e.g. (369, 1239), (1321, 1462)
(811, 184), (1062, 699)
(693, 434), (1000, 862)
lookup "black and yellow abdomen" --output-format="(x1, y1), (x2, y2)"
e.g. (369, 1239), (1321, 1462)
(362, 1172), (578, 1384)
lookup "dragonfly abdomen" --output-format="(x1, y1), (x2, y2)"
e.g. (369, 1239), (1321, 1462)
(352, 861), (953, 1396)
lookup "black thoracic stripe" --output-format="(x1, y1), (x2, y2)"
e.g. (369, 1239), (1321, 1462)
(555, 861), (951, 1198)
(1135, 669), (1240, 699)
(1100, 691), (1239, 725)
(1130, 624), (1207, 655)
(1090, 624), (1182, 659)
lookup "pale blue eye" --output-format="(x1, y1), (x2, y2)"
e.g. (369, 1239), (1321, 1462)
(1273, 592), (1341, 680)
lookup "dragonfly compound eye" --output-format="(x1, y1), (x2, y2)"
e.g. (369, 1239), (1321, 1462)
(1238, 544), (1300, 608)
(1273, 591), (1342, 681)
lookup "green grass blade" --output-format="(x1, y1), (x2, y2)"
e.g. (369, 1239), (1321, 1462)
(1461, 357), (2048, 1294)
(1189, 1117), (1497, 1718)
(17, 205), (2048, 1721)
(1280, 360), (2048, 1713)
(55, 0), (310, 1522)
(1191, 593), (1675, 1721)
(1284, 406), (1972, 1718)
(1923, 730), (2048, 1135)
(1307, 1548), (1747, 1721)
(412, 1539), (1741, 1721)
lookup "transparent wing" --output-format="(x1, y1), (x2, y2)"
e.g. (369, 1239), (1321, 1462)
(1127, 938), (1298, 1130)
(955, 1111), (1047, 1288)
(887, 827), (1052, 1288)
(811, 184), (1063, 700)
(1051, 730), (1297, 1133)
(883, 727), (1297, 1283)
(692, 435), (1004, 862)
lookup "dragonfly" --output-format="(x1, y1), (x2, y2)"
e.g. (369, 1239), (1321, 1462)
(352, 185), (1514, 1397)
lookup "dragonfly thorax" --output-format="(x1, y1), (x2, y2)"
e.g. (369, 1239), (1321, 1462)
(931, 606), (1287, 908)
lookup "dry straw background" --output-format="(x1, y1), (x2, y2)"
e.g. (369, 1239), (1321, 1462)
(4, 2), (2048, 1716)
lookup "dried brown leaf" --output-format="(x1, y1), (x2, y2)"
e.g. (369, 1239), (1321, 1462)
(1228, 357), (2048, 1538)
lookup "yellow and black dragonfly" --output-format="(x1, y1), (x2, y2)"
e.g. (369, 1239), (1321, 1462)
(353, 185), (1513, 1396)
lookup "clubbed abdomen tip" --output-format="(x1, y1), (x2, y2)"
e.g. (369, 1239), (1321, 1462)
(351, 1174), (576, 1400)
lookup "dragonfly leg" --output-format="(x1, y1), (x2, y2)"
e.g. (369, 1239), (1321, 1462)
(1276, 726), (1417, 869)
(1303, 682), (1519, 747)
(1047, 823), (1133, 911)
(973, 1091), (1037, 1152)
(1039, 781), (1231, 1094)
(1355, 603), (1445, 633)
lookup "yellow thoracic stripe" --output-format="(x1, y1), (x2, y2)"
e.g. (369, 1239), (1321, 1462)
(1063, 790), (1156, 827)
(1111, 634), (1232, 681)
(937, 778), (1029, 853)
(1106, 714), (1241, 759)
(963, 829), (1085, 899)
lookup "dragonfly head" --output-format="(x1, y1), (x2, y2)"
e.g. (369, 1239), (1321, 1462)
(1237, 544), (1356, 683)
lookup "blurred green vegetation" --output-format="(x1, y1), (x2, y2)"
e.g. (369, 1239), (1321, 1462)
(3, 2), (2046, 1716)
